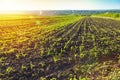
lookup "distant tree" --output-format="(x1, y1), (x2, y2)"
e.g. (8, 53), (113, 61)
(114, 13), (120, 18)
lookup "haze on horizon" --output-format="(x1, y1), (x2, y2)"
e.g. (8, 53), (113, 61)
(0, 0), (120, 11)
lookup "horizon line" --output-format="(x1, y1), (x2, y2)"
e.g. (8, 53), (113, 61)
(0, 9), (120, 11)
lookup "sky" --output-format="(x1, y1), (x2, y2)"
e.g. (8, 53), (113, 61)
(0, 0), (120, 11)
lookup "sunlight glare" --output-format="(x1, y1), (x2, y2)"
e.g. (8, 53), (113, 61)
(1, 0), (16, 11)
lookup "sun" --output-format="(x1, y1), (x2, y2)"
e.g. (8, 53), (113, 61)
(0, 0), (27, 14)
(1, 0), (18, 11)
(0, 0), (41, 13)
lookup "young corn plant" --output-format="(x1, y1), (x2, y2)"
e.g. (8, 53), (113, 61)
(6, 67), (14, 74)
(39, 61), (45, 67)
(30, 62), (35, 69)
(21, 65), (27, 71)
(53, 54), (61, 63)
(15, 53), (21, 59)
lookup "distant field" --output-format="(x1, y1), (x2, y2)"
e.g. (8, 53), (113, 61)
(92, 13), (120, 20)
(0, 14), (120, 80)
